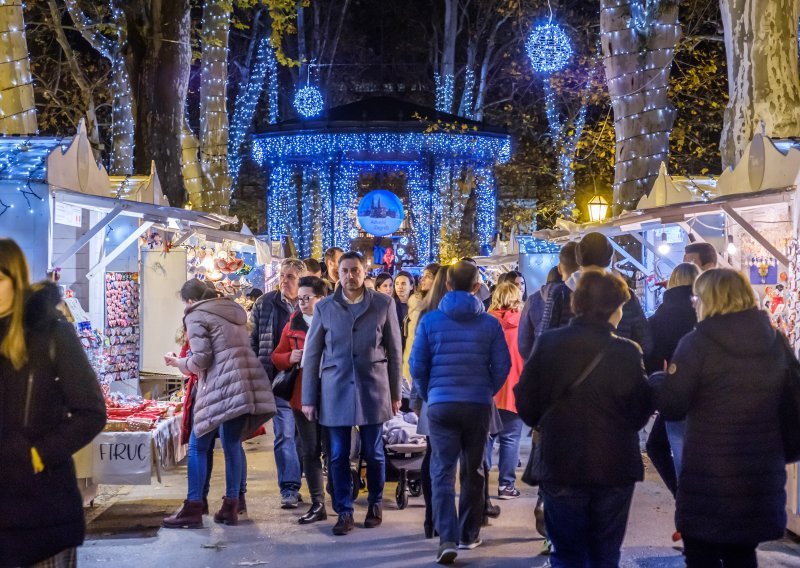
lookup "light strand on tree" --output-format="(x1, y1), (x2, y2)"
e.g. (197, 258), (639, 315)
(0, 0), (37, 134)
(229, 37), (279, 186)
(460, 69), (476, 119)
(434, 72), (455, 113)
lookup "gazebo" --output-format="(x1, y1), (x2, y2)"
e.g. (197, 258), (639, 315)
(251, 96), (511, 262)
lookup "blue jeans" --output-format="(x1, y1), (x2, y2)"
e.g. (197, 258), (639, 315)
(327, 424), (385, 515)
(541, 482), (635, 568)
(485, 409), (524, 487)
(201, 434), (247, 499)
(666, 419), (686, 479)
(273, 397), (301, 495)
(428, 402), (491, 545)
(187, 415), (247, 500)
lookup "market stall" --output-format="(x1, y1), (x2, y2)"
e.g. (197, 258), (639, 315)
(536, 133), (800, 534)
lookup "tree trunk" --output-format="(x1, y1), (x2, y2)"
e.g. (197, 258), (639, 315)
(600, 0), (681, 212)
(120, 0), (192, 207)
(458, 40), (477, 118)
(199, 0), (232, 213)
(719, 0), (800, 168)
(0, 1), (37, 134)
(64, 0), (135, 174)
(296, 0), (307, 80)
(436, 0), (458, 112)
(182, 118), (203, 209)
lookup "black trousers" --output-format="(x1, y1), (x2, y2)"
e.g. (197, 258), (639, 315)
(293, 409), (326, 505)
(646, 413), (677, 496)
(683, 538), (758, 568)
(428, 402), (491, 545)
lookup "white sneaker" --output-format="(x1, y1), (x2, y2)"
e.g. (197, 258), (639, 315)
(436, 543), (458, 564)
(458, 538), (483, 550)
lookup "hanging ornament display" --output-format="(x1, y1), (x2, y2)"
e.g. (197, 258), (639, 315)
(293, 85), (324, 119)
(526, 21), (573, 74)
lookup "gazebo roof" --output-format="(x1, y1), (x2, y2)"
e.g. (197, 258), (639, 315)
(257, 95), (507, 135)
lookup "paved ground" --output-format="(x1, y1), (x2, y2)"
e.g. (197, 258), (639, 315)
(77, 434), (800, 568)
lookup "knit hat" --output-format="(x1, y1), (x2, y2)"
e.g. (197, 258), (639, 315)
(576, 232), (613, 268)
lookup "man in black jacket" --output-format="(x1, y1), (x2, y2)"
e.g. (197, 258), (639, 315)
(544, 232), (652, 357)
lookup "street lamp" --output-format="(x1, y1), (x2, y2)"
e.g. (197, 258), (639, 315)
(587, 195), (610, 223)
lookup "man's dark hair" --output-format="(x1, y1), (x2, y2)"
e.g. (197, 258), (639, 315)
(339, 250), (366, 266)
(546, 266), (562, 284)
(324, 247), (344, 263)
(447, 261), (479, 292)
(460, 257), (477, 265)
(181, 278), (220, 302)
(576, 232), (614, 268)
(246, 288), (264, 300)
(571, 271), (631, 322)
(298, 276), (328, 297)
(303, 257), (322, 274)
(560, 241), (580, 274)
(685, 242), (717, 267)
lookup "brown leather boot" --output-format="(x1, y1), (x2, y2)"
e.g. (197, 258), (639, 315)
(364, 503), (382, 528)
(238, 493), (247, 515)
(162, 500), (204, 529)
(202, 498), (209, 515)
(213, 496), (240, 526)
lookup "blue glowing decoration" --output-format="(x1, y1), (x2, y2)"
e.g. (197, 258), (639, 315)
(399, 236), (409, 246)
(435, 72), (455, 113)
(357, 190), (404, 237)
(253, 124), (510, 261)
(229, 38), (279, 185)
(526, 22), (573, 75)
(293, 85), (325, 119)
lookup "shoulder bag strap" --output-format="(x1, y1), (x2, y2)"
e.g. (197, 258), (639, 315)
(538, 340), (611, 427)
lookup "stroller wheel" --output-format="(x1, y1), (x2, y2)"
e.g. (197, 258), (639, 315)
(395, 483), (408, 510)
(408, 480), (422, 497)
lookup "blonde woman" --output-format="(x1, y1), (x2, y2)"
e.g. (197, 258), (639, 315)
(653, 269), (789, 567)
(0, 238), (106, 567)
(644, 262), (700, 499)
(486, 282), (526, 499)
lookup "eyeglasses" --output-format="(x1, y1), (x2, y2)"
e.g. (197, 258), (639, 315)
(298, 295), (321, 304)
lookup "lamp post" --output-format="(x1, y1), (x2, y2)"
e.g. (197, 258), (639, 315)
(587, 194), (610, 222)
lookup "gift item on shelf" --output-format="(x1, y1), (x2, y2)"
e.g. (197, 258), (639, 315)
(62, 297), (108, 378)
(101, 272), (140, 384)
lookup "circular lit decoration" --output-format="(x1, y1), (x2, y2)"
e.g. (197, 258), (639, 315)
(357, 190), (404, 237)
(525, 22), (573, 75)
(399, 236), (409, 246)
(293, 85), (324, 118)
(348, 228), (359, 239)
(397, 247), (405, 256)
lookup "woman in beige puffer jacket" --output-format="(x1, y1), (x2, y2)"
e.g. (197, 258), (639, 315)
(164, 279), (276, 528)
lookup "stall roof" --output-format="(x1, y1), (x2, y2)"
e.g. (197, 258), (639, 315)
(0, 136), (67, 182)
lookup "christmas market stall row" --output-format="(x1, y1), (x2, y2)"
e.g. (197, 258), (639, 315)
(535, 133), (800, 535)
(0, 122), (276, 495)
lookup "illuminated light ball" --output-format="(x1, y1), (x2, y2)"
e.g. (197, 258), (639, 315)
(348, 228), (359, 239)
(397, 247), (405, 257)
(399, 236), (409, 246)
(293, 85), (324, 119)
(525, 22), (573, 75)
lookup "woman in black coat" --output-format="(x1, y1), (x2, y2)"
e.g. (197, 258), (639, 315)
(652, 269), (788, 567)
(645, 262), (699, 497)
(514, 271), (652, 567)
(0, 239), (107, 567)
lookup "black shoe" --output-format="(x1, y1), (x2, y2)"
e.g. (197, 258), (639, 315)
(332, 513), (355, 535)
(298, 502), (328, 524)
(484, 501), (501, 518)
(424, 521), (438, 539)
(364, 503), (382, 528)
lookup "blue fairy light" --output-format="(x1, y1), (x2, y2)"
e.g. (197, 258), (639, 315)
(293, 85), (324, 119)
(525, 22), (573, 75)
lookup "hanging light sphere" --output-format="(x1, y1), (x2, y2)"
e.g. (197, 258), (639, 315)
(293, 85), (324, 119)
(525, 22), (573, 75)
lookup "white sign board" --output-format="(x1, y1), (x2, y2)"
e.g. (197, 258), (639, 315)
(92, 431), (152, 485)
(54, 202), (83, 227)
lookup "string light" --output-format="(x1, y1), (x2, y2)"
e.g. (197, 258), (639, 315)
(0, 197), (10, 217)
(0, 1), (37, 135)
(526, 22), (573, 75)
(293, 85), (325, 119)
(460, 69), (476, 119)
(229, 37), (279, 186)
(434, 72), (455, 113)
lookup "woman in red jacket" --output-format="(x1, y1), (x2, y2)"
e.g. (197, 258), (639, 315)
(486, 281), (526, 499)
(272, 275), (328, 524)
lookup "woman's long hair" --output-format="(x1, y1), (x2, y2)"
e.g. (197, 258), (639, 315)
(0, 239), (31, 370)
(420, 266), (449, 316)
(392, 270), (414, 304)
(489, 281), (523, 312)
(414, 262), (441, 301)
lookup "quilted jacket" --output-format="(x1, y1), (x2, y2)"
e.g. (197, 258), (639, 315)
(250, 290), (295, 381)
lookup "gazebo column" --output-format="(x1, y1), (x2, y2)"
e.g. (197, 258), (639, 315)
(332, 161), (360, 249)
(267, 162), (294, 243)
(431, 158), (449, 263)
(311, 160), (333, 257)
(407, 160), (431, 263)
(474, 163), (497, 253)
(300, 163), (316, 258)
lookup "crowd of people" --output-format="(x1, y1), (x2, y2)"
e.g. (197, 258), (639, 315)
(2, 233), (800, 567)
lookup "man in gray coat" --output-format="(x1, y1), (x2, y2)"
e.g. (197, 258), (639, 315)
(302, 251), (403, 536)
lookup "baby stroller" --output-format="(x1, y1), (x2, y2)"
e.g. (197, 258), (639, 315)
(351, 411), (427, 509)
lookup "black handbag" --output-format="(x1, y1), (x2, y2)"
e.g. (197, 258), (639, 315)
(777, 334), (800, 463)
(272, 365), (299, 400)
(520, 342), (610, 487)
